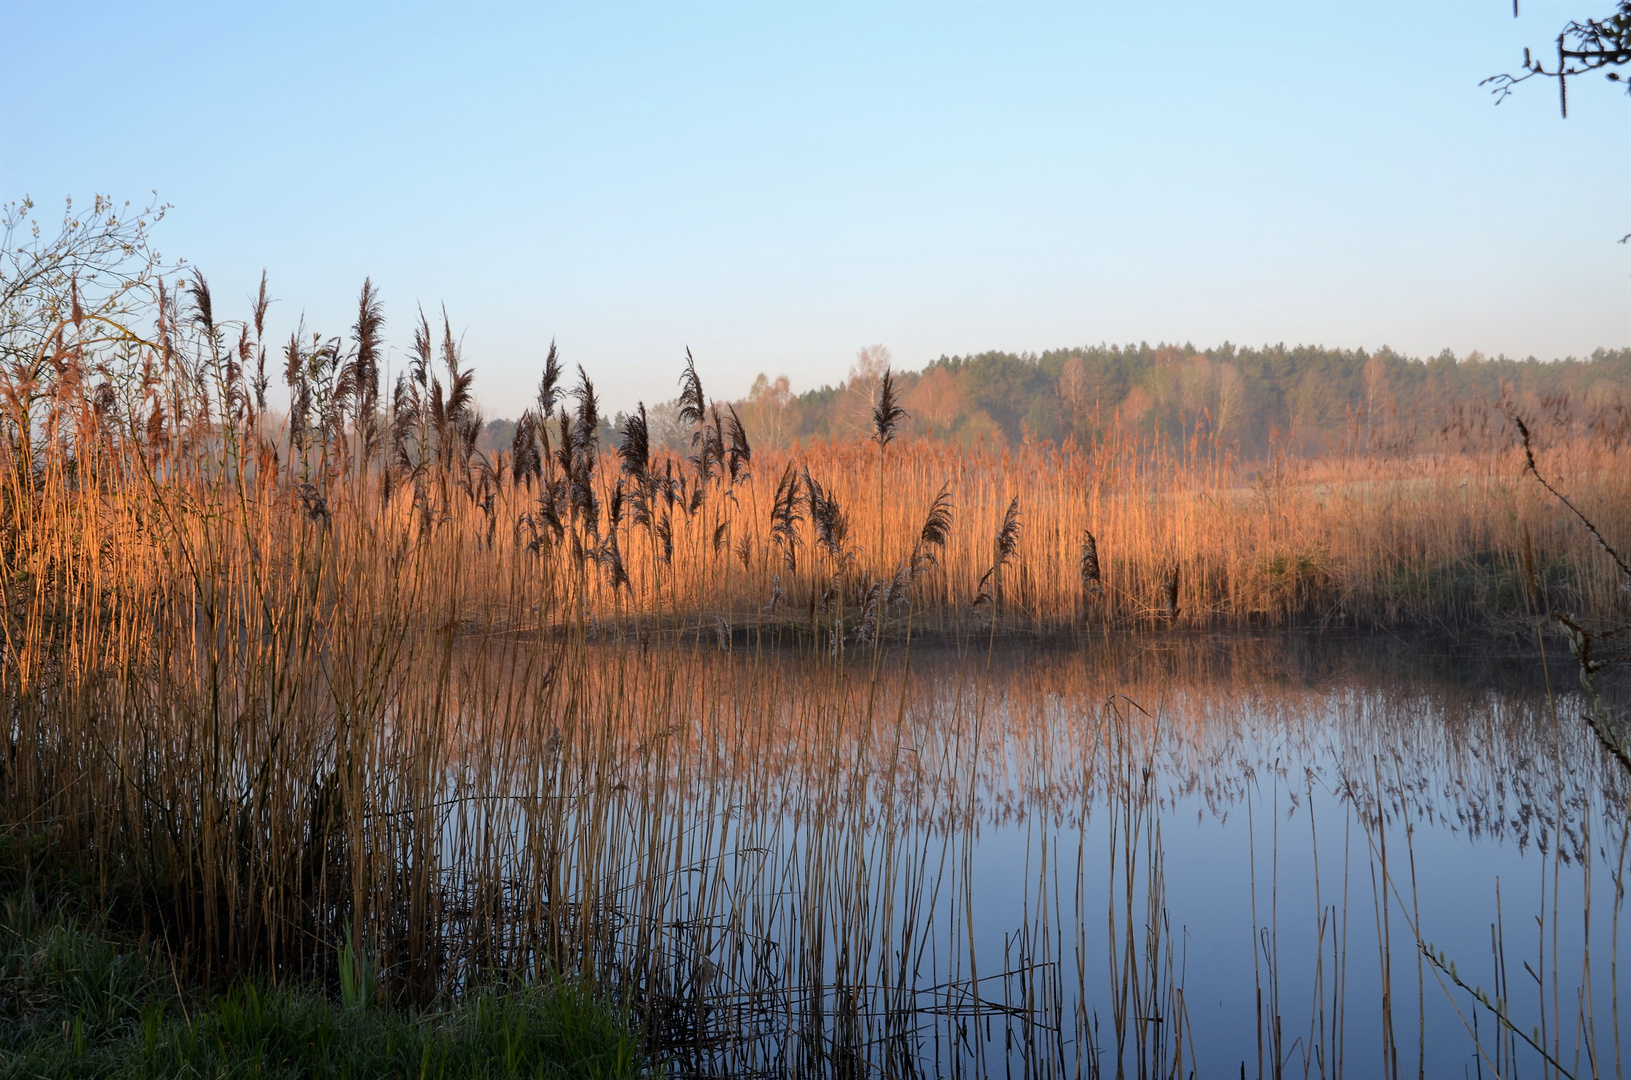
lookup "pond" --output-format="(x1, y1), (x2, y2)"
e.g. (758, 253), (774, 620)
(440, 631), (1626, 1078)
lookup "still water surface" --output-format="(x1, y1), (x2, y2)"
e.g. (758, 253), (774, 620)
(461, 633), (1626, 1077)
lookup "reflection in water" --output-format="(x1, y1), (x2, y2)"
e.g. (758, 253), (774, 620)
(433, 633), (1626, 1077)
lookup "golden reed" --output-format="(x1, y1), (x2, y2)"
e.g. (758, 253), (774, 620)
(2, 273), (1626, 1070)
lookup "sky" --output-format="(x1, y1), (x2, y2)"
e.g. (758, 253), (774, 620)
(2, 1), (1627, 417)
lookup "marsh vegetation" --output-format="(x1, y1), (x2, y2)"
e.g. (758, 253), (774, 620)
(3, 201), (1629, 1075)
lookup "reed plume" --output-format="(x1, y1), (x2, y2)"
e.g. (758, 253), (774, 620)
(678, 347), (706, 431)
(769, 463), (803, 571)
(1080, 529), (1102, 595)
(511, 411), (541, 488)
(974, 495), (1022, 610)
(804, 468), (850, 569)
(572, 365), (600, 452)
(909, 483), (954, 577)
(348, 277), (384, 468)
(619, 403), (650, 483)
(871, 367), (906, 450)
(249, 270), (271, 416)
(537, 339), (563, 418)
(724, 403), (751, 484)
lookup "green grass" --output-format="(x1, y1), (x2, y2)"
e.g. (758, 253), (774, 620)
(0, 889), (648, 1080)
(1377, 547), (1578, 624)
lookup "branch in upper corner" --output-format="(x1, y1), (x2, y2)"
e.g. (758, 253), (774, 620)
(1482, 1), (1631, 116)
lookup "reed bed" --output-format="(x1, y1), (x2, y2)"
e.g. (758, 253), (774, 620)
(383, 412), (1631, 641)
(136, 405), (1628, 648)
(4, 270), (1629, 1074)
(610, 431), (1631, 636)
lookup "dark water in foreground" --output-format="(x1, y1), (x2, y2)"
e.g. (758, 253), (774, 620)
(463, 633), (1628, 1077)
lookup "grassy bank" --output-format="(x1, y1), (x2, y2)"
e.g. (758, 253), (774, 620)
(0, 847), (645, 1080)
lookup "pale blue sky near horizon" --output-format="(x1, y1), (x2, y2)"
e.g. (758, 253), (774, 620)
(2, 1), (1627, 417)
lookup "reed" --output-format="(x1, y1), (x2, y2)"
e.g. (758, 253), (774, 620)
(496, 417), (1631, 640)
(3, 249), (1627, 1074)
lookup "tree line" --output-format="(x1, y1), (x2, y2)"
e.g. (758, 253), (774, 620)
(480, 341), (1631, 459)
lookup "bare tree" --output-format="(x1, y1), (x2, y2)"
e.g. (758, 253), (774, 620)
(842, 344), (891, 439)
(1, 194), (170, 455)
(747, 372), (793, 447)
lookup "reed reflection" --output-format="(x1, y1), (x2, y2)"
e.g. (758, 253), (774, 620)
(428, 634), (1623, 1077)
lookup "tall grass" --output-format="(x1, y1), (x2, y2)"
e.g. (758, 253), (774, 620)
(3, 273), (1627, 1073)
(596, 429), (1630, 636)
(0, 880), (644, 1079)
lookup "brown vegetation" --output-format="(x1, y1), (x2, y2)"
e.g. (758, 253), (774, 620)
(3, 210), (1626, 1071)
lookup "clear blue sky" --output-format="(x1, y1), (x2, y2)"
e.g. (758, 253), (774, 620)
(2, 1), (1626, 417)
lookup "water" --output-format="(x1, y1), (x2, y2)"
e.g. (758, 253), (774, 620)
(448, 632), (1628, 1077)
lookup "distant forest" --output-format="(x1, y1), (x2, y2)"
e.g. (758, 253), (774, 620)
(479, 343), (1631, 459)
